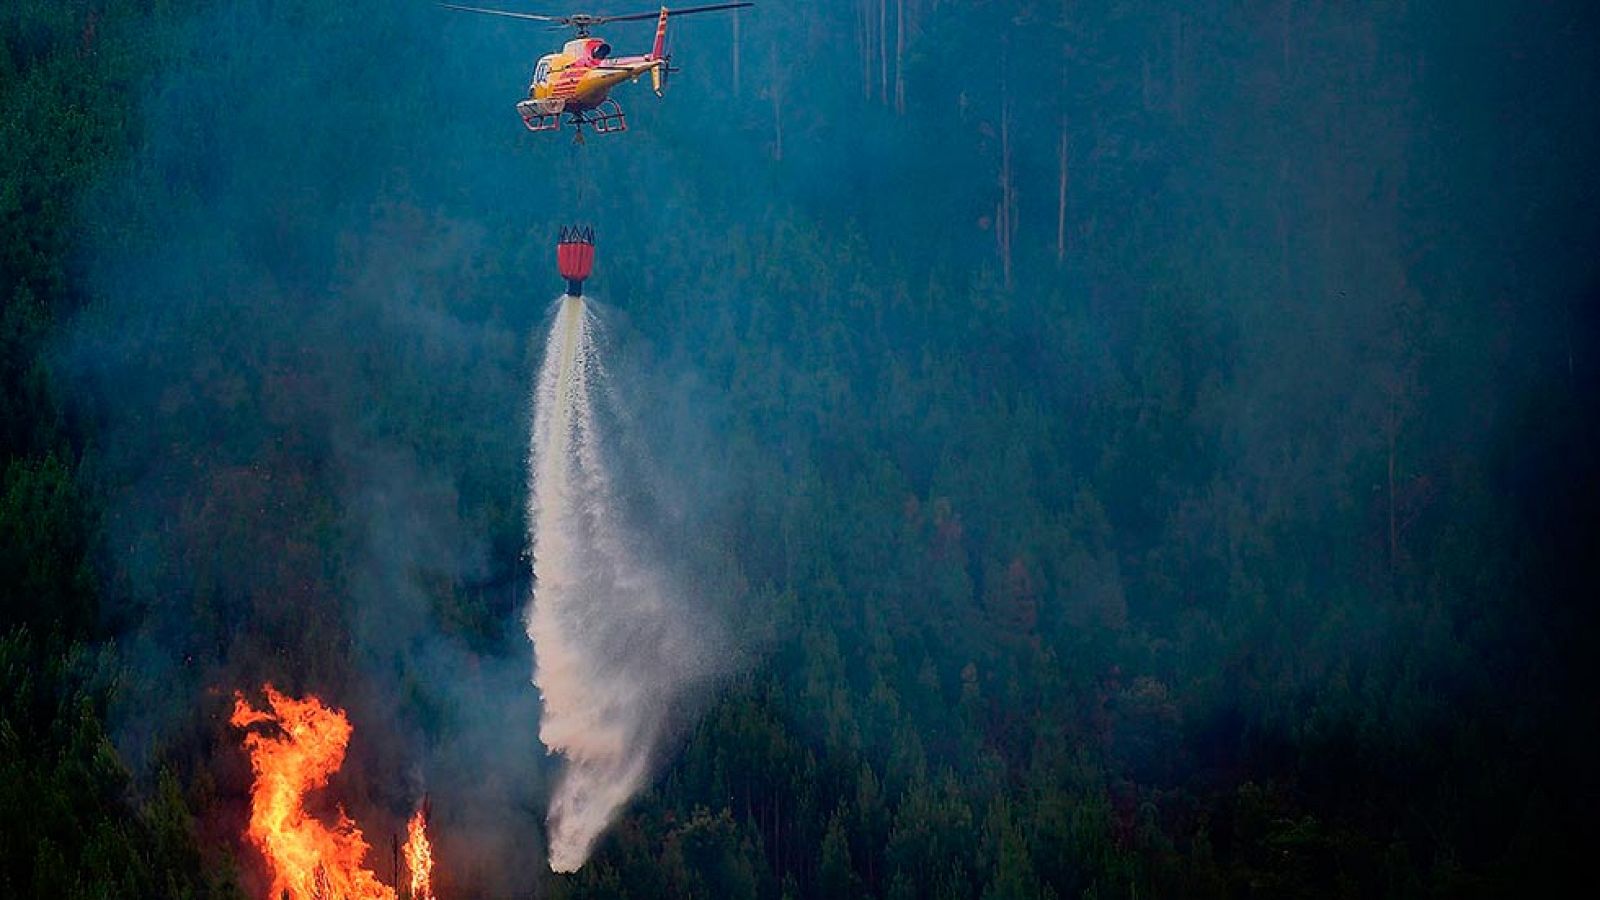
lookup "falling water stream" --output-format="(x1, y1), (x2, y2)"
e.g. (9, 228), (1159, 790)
(525, 295), (697, 873)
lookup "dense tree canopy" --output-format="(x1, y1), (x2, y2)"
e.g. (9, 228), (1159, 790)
(3, 1), (1597, 898)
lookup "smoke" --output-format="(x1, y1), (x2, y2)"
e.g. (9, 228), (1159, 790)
(46, 2), (570, 891)
(44, 0), (756, 888)
(527, 296), (716, 872)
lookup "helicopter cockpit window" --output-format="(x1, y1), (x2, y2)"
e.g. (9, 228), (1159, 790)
(592, 42), (612, 60)
(533, 59), (551, 85)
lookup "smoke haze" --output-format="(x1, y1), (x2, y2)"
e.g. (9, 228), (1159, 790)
(18, 0), (1594, 894)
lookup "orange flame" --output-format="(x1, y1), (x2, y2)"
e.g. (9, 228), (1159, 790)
(231, 685), (396, 900)
(403, 808), (434, 900)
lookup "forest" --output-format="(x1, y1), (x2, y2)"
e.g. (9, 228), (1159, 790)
(3, 1), (1597, 898)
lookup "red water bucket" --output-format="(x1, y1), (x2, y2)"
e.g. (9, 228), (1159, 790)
(557, 225), (595, 295)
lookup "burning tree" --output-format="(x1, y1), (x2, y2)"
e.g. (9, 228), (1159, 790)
(231, 685), (438, 900)
(403, 808), (434, 900)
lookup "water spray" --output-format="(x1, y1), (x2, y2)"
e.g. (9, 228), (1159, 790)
(527, 226), (707, 872)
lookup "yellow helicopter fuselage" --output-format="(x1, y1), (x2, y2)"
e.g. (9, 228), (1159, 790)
(530, 38), (664, 111)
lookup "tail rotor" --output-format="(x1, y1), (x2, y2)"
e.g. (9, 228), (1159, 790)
(652, 55), (675, 96)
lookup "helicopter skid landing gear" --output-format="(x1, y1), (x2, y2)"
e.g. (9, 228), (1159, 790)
(567, 98), (627, 142)
(588, 98), (628, 134)
(521, 111), (562, 132)
(517, 98), (565, 133)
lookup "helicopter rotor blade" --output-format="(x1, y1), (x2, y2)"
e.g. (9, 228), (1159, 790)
(440, 2), (752, 33)
(593, 3), (753, 26)
(437, 3), (565, 24)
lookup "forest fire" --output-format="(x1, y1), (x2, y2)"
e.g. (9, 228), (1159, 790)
(231, 685), (438, 900)
(403, 808), (434, 900)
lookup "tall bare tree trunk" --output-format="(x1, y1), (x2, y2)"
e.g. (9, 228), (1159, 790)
(1170, 10), (1185, 118)
(1282, 0), (1294, 73)
(1142, 51), (1154, 112)
(859, 1), (873, 100)
(773, 88), (784, 160)
(769, 41), (784, 161)
(1568, 295), (1577, 383)
(1387, 406), (1398, 579)
(880, 0), (889, 104)
(1057, 118), (1069, 263)
(999, 90), (1015, 289)
(1277, 157), (1291, 293)
(895, 0), (906, 113)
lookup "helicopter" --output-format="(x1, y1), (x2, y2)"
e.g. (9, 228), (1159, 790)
(441, 3), (753, 137)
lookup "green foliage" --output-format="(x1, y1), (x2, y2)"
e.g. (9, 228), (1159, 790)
(0, 454), (97, 634)
(1, 1), (1593, 898)
(0, 628), (241, 899)
(1, 3), (233, 898)
(817, 807), (859, 899)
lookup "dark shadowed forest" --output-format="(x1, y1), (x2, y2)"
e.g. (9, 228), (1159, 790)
(3, 1), (1598, 897)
